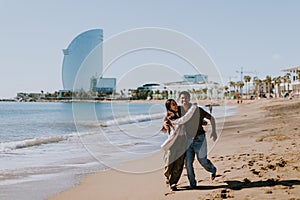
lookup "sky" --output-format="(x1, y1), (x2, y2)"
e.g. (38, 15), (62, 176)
(0, 0), (299, 98)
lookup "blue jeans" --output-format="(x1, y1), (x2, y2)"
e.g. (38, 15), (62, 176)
(185, 134), (216, 187)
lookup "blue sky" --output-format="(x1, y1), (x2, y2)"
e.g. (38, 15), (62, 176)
(0, 0), (299, 98)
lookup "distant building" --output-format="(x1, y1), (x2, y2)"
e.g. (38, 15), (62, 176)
(184, 74), (208, 83)
(96, 78), (116, 94)
(133, 74), (223, 99)
(163, 81), (222, 99)
(282, 66), (300, 95)
(137, 83), (161, 91)
(62, 29), (103, 91)
(90, 76), (98, 92)
(57, 90), (72, 99)
(17, 92), (40, 102)
(90, 76), (116, 94)
(282, 66), (300, 82)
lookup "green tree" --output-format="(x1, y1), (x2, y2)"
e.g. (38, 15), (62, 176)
(201, 88), (208, 99)
(264, 75), (272, 97)
(229, 81), (236, 91)
(243, 75), (251, 99)
(154, 89), (160, 100)
(148, 90), (153, 99)
(283, 73), (291, 92)
(236, 81), (244, 96)
(131, 90), (138, 100)
(169, 90), (173, 99)
(272, 77), (276, 97)
(162, 90), (168, 100)
(272, 76), (281, 98)
(253, 76), (261, 98)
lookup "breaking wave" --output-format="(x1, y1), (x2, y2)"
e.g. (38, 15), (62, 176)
(99, 112), (165, 127)
(0, 135), (68, 152)
(0, 112), (165, 152)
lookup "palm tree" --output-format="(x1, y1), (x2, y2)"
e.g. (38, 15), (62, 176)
(283, 73), (291, 92)
(148, 90), (153, 99)
(235, 81), (244, 102)
(53, 91), (59, 98)
(243, 75), (251, 99)
(208, 87), (213, 99)
(264, 75), (272, 98)
(229, 81), (236, 97)
(195, 89), (202, 99)
(272, 77), (278, 98)
(275, 76), (282, 97)
(169, 90), (173, 99)
(192, 88), (196, 100)
(224, 86), (229, 99)
(154, 89), (160, 100)
(162, 90), (168, 100)
(229, 81), (236, 91)
(253, 76), (261, 98)
(236, 81), (244, 96)
(202, 88), (208, 99)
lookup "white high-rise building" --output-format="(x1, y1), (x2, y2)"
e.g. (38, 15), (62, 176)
(62, 29), (103, 91)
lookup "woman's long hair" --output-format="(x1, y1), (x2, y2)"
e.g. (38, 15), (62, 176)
(161, 99), (179, 134)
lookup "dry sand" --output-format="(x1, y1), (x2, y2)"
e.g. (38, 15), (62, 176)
(50, 98), (300, 200)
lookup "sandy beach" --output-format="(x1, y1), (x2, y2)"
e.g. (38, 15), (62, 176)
(49, 98), (300, 200)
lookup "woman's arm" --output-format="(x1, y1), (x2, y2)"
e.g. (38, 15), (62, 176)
(161, 114), (173, 134)
(172, 104), (197, 125)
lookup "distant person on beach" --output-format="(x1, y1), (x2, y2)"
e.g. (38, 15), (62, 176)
(208, 104), (213, 113)
(235, 90), (242, 103)
(178, 91), (217, 189)
(161, 99), (197, 191)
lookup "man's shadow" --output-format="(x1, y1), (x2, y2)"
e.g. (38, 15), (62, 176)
(178, 178), (300, 191)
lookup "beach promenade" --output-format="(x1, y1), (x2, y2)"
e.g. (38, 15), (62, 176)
(50, 98), (300, 200)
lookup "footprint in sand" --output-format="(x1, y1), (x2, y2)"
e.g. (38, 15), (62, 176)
(248, 160), (255, 167)
(220, 189), (234, 199)
(265, 189), (273, 194)
(250, 169), (260, 175)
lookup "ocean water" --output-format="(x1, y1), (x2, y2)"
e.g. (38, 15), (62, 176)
(0, 101), (236, 200)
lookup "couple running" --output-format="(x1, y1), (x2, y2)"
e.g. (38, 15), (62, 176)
(161, 91), (217, 191)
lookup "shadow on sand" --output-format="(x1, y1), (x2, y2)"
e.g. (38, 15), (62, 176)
(178, 179), (300, 191)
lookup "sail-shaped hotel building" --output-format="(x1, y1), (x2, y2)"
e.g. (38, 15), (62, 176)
(61, 29), (116, 94)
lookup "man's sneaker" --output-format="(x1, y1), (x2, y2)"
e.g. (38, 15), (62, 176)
(211, 173), (216, 181)
(188, 185), (197, 189)
(170, 184), (178, 191)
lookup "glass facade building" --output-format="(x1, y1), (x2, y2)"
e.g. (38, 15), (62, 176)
(62, 29), (103, 90)
(184, 74), (208, 83)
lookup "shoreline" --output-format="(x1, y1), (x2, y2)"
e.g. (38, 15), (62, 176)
(49, 98), (300, 200)
(0, 98), (228, 107)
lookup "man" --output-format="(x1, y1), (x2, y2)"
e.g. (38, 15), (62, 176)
(178, 91), (217, 188)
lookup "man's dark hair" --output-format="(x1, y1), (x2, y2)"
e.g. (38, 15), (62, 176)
(179, 91), (190, 99)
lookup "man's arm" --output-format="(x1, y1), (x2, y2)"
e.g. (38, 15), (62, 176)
(204, 110), (217, 141)
(172, 104), (197, 125)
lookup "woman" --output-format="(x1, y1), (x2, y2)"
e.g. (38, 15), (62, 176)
(161, 99), (197, 191)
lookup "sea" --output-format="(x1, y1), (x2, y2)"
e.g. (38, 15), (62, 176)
(0, 101), (237, 200)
